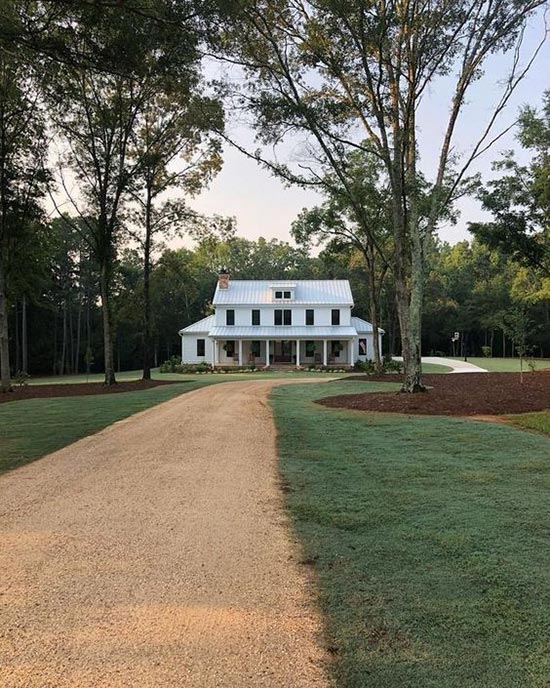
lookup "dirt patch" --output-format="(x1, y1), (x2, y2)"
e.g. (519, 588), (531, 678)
(319, 371), (550, 416)
(0, 379), (182, 404)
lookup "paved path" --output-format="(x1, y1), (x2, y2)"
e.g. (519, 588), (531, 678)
(0, 381), (332, 688)
(393, 356), (488, 373)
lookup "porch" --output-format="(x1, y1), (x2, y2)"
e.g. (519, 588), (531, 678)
(212, 338), (355, 368)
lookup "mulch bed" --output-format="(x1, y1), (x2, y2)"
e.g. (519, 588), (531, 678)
(318, 371), (550, 416)
(0, 379), (184, 405)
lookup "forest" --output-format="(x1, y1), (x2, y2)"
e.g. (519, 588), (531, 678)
(0, 0), (548, 386)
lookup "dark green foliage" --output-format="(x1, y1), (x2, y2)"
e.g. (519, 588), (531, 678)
(272, 381), (550, 687)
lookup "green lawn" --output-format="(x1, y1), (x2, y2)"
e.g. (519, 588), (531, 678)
(0, 378), (227, 474)
(449, 357), (550, 372)
(506, 410), (550, 437)
(271, 380), (550, 688)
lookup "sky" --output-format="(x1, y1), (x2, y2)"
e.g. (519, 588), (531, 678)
(188, 11), (550, 250)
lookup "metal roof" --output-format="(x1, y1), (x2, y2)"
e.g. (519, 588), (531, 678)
(213, 280), (353, 305)
(208, 325), (357, 339)
(351, 316), (385, 334)
(178, 314), (215, 334)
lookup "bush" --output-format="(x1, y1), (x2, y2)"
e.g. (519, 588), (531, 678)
(354, 359), (376, 374)
(481, 346), (492, 358)
(14, 370), (30, 386)
(381, 357), (403, 373)
(159, 358), (212, 374)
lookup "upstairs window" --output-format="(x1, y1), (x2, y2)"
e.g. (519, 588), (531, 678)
(331, 309), (340, 326)
(252, 309), (260, 326)
(226, 309), (235, 326)
(197, 339), (205, 357)
(274, 309), (292, 326)
(275, 291), (283, 299)
(306, 309), (314, 326)
(283, 290), (291, 299)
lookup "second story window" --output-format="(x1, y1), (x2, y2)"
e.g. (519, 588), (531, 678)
(226, 309), (235, 326)
(275, 290), (283, 299)
(252, 309), (260, 326)
(306, 309), (314, 326)
(274, 309), (292, 326)
(283, 290), (291, 299)
(331, 309), (340, 326)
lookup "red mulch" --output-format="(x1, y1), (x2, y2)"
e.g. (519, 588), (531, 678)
(0, 379), (184, 405)
(318, 371), (550, 416)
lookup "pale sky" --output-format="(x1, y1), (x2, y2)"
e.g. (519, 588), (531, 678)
(189, 12), (549, 249)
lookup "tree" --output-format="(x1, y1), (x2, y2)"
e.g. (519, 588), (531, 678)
(220, 0), (546, 391)
(0, 3), (48, 391)
(471, 91), (550, 278)
(50, 2), (207, 384)
(129, 78), (223, 380)
(291, 151), (393, 368)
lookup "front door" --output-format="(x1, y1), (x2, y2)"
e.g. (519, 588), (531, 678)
(274, 340), (292, 363)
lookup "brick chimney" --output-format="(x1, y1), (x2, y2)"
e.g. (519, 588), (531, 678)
(218, 268), (230, 290)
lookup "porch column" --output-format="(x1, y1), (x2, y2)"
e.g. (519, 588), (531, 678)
(323, 339), (328, 366)
(238, 339), (243, 367)
(265, 339), (270, 367)
(349, 340), (354, 366)
(213, 340), (218, 367)
(296, 340), (300, 367)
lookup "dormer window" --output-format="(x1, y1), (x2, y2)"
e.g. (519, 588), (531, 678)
(271, 284), (296, 301)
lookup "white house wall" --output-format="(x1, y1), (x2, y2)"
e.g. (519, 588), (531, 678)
(181, 334), (214, 365)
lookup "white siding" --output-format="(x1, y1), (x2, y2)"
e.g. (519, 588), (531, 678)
(214, 305), (352, 328)
(181, 334), (214, 365)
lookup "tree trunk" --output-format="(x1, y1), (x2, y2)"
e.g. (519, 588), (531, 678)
(0, 259), (11, 391)
(22, 294), (28, 374)
(99, 263), (116, 385)
(74, 299), (81, 374)
(365, 246), (382, 369)
(142, 188), (153, 380)
(60, 298), (67, 375)
(14, 297), (20, 373)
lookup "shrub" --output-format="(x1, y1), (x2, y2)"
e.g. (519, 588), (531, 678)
(14, 370), (30, 386)
(354, 359), (376, 374)
(481, 346), (492, 358)
(382, 358), (403, 373)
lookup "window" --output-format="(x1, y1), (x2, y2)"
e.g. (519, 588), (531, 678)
(305, 341), (315, 357)
(197, 339), (205, 357)
(251, 341), (261, 356)
(226, 309), (235, 326)
(274, 309), (292, 325)
(359, 338), (367, 356)
(305, 309), (314, 326)
(225, 341), (235, 357)
(331, 309), (340, 325)
(275, 290), (283, 299)
(331, 340), (342, 357)
(283, 290), (291, 299)
(252, 309), (260, 326)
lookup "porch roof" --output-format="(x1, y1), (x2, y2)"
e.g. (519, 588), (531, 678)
(209, 325), (356, 339)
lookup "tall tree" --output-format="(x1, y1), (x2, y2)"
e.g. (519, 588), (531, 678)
(50, 1), (206, 384)
(0, 2), (48, 391)
(130, 77), (223, 380)
(291, 151), (393, 368)
(471, 91), (550, 278)
(220, 0), (546, 391)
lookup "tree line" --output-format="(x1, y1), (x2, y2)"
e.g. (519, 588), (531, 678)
(0, 0), (547, 390)
(8, 230), (549, 378)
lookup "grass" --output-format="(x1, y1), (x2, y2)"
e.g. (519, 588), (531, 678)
(0, 377), (227, 474)
(506, 410), (550, 437)
(26, 362), (451, 386)
(449, 357), (550, 372)
(271, 380), (550, 688)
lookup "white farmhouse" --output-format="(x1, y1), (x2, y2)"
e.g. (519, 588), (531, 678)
(179, 270), (383, 368)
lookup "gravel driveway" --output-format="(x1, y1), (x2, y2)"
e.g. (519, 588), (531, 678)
(0, 380), (332, 688)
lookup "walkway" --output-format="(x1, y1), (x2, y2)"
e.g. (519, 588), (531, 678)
(393, 356), (488, 373)
(0, 381), (332, 688)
